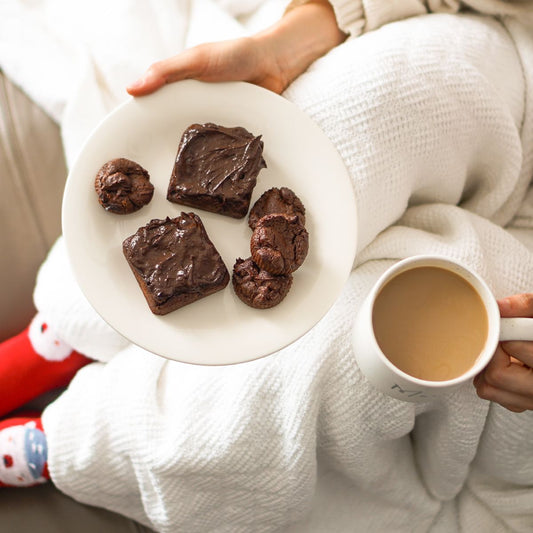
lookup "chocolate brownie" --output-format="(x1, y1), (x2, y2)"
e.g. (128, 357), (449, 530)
(95, 158), (154, 214)
(232, 257), (293, 309)
(167, 123), (266, 218)
(123, 213), (229, 315)
(248, 187), (306, 230)
(250, 213), (309, 275)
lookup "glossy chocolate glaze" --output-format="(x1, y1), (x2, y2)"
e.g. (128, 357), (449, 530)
(123, 213), (229, 308)
(167, 123), (266, 218)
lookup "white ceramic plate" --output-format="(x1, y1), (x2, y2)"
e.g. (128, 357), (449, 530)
(62, 80), (357, 365)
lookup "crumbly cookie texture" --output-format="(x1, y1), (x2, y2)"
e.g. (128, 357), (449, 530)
(232, 257), (293, 309)
(248, 187), (305, 230)
(95, 158), (154, 214)
(250, 213), (309, 275)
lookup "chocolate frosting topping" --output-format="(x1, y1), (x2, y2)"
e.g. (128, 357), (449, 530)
(123, 213), (229, 305)
(167, 123), (266, 218)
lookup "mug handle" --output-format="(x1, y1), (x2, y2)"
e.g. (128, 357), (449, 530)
(500, 317), (533, 341)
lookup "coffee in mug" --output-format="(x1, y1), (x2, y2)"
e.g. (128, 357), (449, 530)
(372, 266), (488, 381)
(352, 255), (533, 401)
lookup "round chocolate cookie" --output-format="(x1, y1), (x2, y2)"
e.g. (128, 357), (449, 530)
(95, 158), (154, 214)
(248, 187), (306, 230)
(232, 257), (293, 309)
(250, 213), (309, 275)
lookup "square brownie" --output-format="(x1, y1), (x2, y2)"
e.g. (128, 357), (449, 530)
(122, 213), (229, 315)
(167, 123), (266, 218)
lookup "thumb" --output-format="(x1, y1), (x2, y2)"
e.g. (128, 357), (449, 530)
(126, 69), (166, 96)
(126, 50), (205, 96)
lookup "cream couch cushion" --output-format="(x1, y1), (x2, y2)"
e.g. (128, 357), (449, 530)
(0, 70), (66, 340)
(0, 70), (154, 532)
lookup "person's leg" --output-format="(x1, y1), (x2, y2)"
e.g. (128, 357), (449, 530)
(281, 12), (533, 531)
(284, 14), (529, 252)
(0, 312), (91, 417)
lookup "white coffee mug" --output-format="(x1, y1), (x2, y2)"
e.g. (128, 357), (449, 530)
(352, 255), (533, 402)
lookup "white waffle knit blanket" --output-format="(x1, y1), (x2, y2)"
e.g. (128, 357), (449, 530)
(3, 3), (533, 532)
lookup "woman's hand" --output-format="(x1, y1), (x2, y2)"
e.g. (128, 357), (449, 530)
(127, 0), (346, 96)
(474, 293), (533, 412)
(127, 37), (291, 96)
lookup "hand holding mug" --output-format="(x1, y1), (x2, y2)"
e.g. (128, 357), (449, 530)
(474, 294), (533, 412)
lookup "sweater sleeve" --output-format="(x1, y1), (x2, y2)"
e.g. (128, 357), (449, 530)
(285, 0), (533, 37)
(332, 0), (428, 36)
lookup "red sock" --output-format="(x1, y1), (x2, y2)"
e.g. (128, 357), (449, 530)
(0, 416), (49, 487)
(0, 313), (92, 417)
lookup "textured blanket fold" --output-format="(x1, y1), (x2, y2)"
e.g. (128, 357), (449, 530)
(2, 2), (533, 532)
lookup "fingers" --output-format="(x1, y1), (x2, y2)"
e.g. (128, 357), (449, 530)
(126, 49), (206, 96)
(474, 371), (532, 412)
(479, 346), (533, 396)
(497, 292), (533, 367)
(126, 69), (165, 96)
(474, 374), (530, 412)
(474, 345), (533, 412)
(500, 339), (533, 368)
(475, 293), (533, 412)
(126, 58), (189, 96)
(497, 293), (533, 318)
(126, 37), (289, 97)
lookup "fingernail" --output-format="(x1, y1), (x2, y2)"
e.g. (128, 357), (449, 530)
(126, 79), (143, 91)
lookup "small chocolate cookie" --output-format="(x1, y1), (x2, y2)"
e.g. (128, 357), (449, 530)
(95, 158), (154, 214)
(250, 213), (309, 275)
(248, 187), (306, 230)
(232, 257), (292, 309)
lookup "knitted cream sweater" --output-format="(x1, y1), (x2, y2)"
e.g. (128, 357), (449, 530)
(288, 0), (533, 35)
